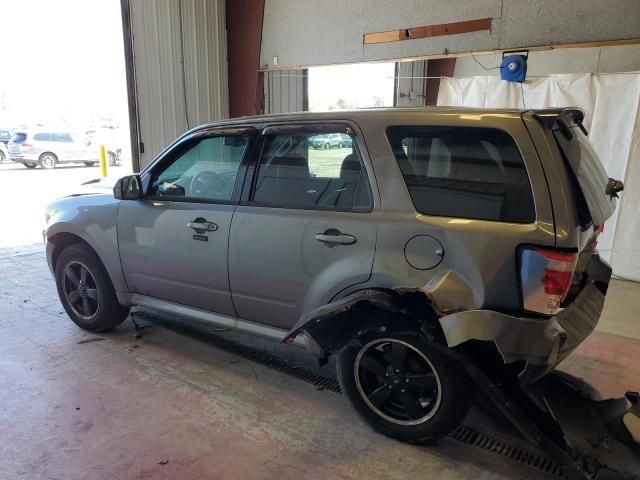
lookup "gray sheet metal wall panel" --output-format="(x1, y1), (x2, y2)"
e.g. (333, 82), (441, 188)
(260, 0), (640, 69)
(264, 70), (306, 114)
(395, 60), (427, 107)
(130, 0), (228, 168)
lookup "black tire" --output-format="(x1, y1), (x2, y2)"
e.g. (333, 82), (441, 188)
(54, 243), (130, 332)
(39, 152), (57, 169)
(107, 152), (117, 167)
(23, 163), (37, 169)
(337, 334), (474, 444)
(0, 150), (5, 162)
(84, 161), (98, 167)
(324, 142), (329, 149)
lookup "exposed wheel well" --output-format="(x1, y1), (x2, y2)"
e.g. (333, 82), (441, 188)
(286, 289), (445, 361)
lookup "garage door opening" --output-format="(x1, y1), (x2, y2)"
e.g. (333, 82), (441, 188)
(0, 0), (130, 248)
(308, 63), (395, 111)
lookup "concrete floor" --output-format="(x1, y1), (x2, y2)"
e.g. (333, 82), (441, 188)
(1, 245), (638, 480)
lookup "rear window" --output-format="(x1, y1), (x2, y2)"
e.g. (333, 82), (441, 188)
(11, 133), (27, 143)
(387, 126), (535, 223)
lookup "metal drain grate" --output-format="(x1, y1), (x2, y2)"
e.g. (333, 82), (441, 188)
(450, 426), (568, 478)
(136, 310), (567, 478)
(135, 310), (342, 393)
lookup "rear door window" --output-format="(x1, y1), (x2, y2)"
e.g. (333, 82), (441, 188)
(52, 133), (73, 142)
(387, 126), (535, 223)
(252, 129), (372, 211)
(34, 133), (51, 141)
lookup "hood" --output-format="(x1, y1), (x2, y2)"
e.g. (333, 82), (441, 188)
(63, 176), (119, 197)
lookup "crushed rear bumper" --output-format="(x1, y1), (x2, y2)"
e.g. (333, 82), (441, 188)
(438, 253), (611, 384)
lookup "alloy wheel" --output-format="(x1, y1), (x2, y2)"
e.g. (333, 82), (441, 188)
(41, 154), (56, 169)
(354, 338), (442, 425)
(62, 261), (100, 320)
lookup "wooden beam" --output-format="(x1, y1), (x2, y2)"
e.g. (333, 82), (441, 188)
(364, 18), (492, 45)
(259, 38), (640, 72)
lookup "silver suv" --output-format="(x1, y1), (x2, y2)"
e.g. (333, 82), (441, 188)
(8, 130), (99, 169)
(44, 108), (625, 447)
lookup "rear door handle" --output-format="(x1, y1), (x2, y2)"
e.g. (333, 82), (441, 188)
(188, 220), (218, 232)
(315, 229), (357, 247)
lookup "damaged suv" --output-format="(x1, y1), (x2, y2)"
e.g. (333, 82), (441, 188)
(45, 108), (637, 476)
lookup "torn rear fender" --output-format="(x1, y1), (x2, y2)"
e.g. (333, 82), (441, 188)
(282, 289), (426, 359)
(282, 270), (481, 360)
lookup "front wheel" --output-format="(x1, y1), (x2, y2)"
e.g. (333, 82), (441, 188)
(0, 150), (5, 162)
(55, 243), (130, 332)
(337, 335), (474, 444)
(107, 152), (117, 167)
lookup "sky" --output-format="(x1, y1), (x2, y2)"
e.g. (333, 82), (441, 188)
(0, 0), (129, 129)
(308, 63), (396, 111)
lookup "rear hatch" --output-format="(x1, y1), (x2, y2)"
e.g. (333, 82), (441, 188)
(8, 132), (28, 154)
(520, 109), (620, 315)
(550, 110), (618, 227)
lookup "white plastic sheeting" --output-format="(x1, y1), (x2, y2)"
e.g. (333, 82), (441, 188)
(438, 73), (640, 280)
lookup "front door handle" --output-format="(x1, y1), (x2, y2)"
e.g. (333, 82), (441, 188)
(315, 228), (357, 247)
(188, 219), (218, 232)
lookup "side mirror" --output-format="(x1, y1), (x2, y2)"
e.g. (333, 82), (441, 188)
(113, 174), (143, 200)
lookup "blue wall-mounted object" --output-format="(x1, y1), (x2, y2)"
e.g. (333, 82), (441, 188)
(500, 54), (528, 83)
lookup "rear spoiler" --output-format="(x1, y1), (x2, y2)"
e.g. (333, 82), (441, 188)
(530, 108), (588, 137)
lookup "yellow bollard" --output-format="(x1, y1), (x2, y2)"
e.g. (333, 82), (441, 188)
(99, 144), (108, 177)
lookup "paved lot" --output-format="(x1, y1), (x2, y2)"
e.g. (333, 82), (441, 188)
(0, 161), (130, 248)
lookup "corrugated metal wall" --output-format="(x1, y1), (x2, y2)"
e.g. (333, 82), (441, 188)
(395, 60), (427, 107)
(263, 70), (307, 114)
(128, 0), (228, 168)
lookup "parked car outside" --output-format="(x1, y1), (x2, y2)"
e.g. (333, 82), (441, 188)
(0, 129), (12, 146)
(0, 141), (8, 162)
(45, 108), (623, 445)
(310, 132), (352, 149)
(8, 130), (99, 169)
(86, 126), (125, 166)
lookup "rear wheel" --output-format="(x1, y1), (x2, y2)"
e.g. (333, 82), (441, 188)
(337, 334), (474, 444)
(84, 161), (98, 166)
(55, 243), (130, 332)
(0, 150), (5, 162)
(107, 152), (117, 167)
(39, 152), (57, 169)
(23, 162), (37, 169)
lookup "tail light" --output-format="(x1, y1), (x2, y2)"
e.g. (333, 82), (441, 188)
(520, 247), (578, 315)
(20, 143), (33, 150)
(593, 224), (604, 248)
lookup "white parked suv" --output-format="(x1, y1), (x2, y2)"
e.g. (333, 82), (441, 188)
(8, 130), (99, 169)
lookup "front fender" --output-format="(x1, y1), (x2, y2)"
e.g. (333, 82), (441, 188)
(45, 194), (128, 294)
